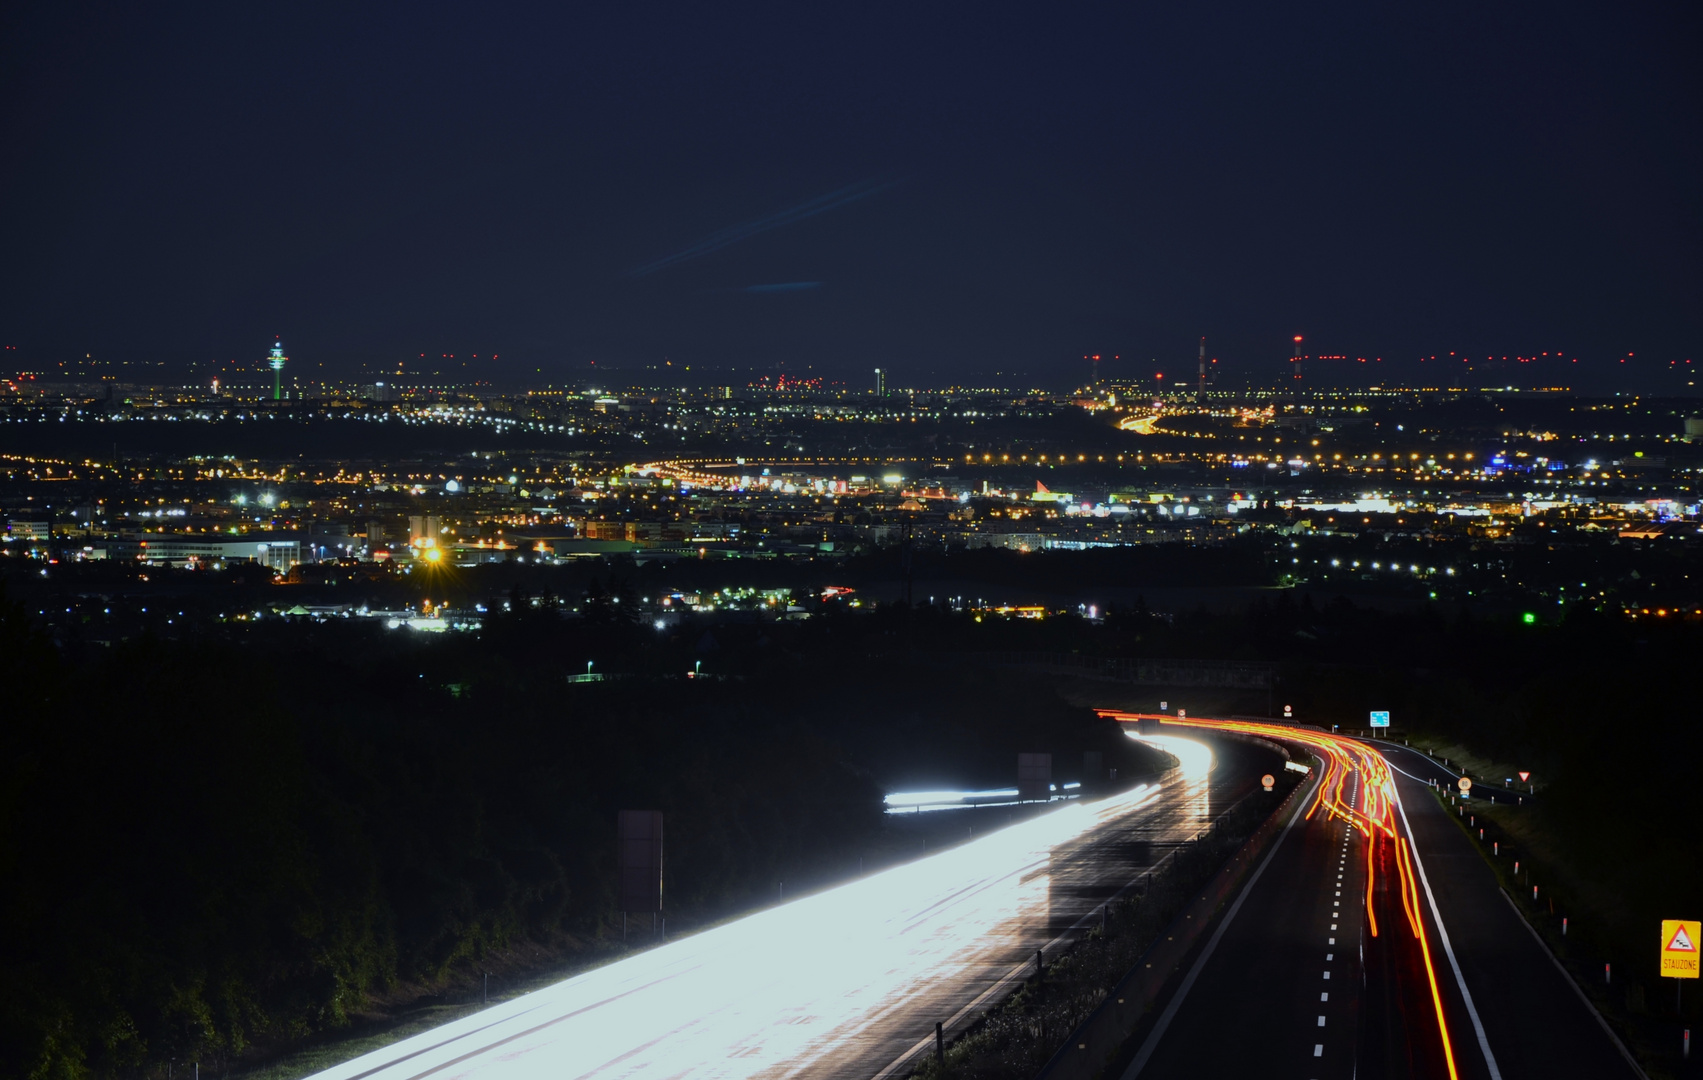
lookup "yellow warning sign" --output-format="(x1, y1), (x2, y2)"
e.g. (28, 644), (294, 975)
(1661, 919), (1700, 979)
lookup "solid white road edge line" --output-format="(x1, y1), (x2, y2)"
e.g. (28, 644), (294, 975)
(1388, 760), (1504, 1080)
(1494, 890), (1649, 1079)
(1118, 767), (1318, 1079)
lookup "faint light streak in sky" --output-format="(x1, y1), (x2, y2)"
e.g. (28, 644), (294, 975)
(742, 281), (824, 293)
(629, 179), (894, 277)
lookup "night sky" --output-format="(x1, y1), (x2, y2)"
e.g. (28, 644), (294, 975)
(2, 3), (1698, 388)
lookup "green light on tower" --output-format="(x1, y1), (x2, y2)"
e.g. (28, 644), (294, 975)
(1521, 612), (1536, 625)
(269, 340), (287, 400)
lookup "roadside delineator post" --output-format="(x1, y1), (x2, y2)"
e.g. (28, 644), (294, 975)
(1606, 962), (1612, 985)
(1563, 916), (1568, 936)
(935, 1021), (944, 1068)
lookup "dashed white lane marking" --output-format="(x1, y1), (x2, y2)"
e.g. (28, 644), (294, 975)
(1330, 923), (1337, 930)
(1318, 1016), (1326, 1026)
(1323, 971), (1331, 979)
(1320, 992), (1329, 1001)
(1328, 937), (1335, 945)
(1314, 1044), (1324, 1057)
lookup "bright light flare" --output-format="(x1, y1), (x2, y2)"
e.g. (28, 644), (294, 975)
(1123, 732), (1214, 780)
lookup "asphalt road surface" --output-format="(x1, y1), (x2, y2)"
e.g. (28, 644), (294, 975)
(1378, 742), (1642, 1080)
(1118, 732), (1641, 1080)
(305, 735), (1277, 1080)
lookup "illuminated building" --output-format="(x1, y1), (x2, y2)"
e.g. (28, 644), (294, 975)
(135, 534), (300, 571)
(408, 515), (443, 560)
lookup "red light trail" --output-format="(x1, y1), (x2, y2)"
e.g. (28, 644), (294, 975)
(1099, 711), (1461, 1079)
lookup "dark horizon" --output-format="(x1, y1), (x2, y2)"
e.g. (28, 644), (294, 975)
(3, 3), (1698, 392)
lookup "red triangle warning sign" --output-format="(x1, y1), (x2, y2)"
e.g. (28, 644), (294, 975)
(1667, 925), (1697, 953)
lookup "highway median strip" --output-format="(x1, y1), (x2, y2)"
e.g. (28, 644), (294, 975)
(909, 770), (1306, 1080)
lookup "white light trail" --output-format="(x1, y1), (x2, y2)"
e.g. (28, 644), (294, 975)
(882, 781), (1082, 813)
(307, 742), (1213, 1080)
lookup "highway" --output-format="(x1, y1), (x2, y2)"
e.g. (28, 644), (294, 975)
(1104, 716), (1642, 1080)
(305, 735), (1278, 1080)
(1376, 741), (1643, 1080)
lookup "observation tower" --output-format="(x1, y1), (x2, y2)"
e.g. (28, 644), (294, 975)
(268, 340), (287, 400)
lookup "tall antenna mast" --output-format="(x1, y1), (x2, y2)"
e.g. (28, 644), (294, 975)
(1197, 337), (1207, 404)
